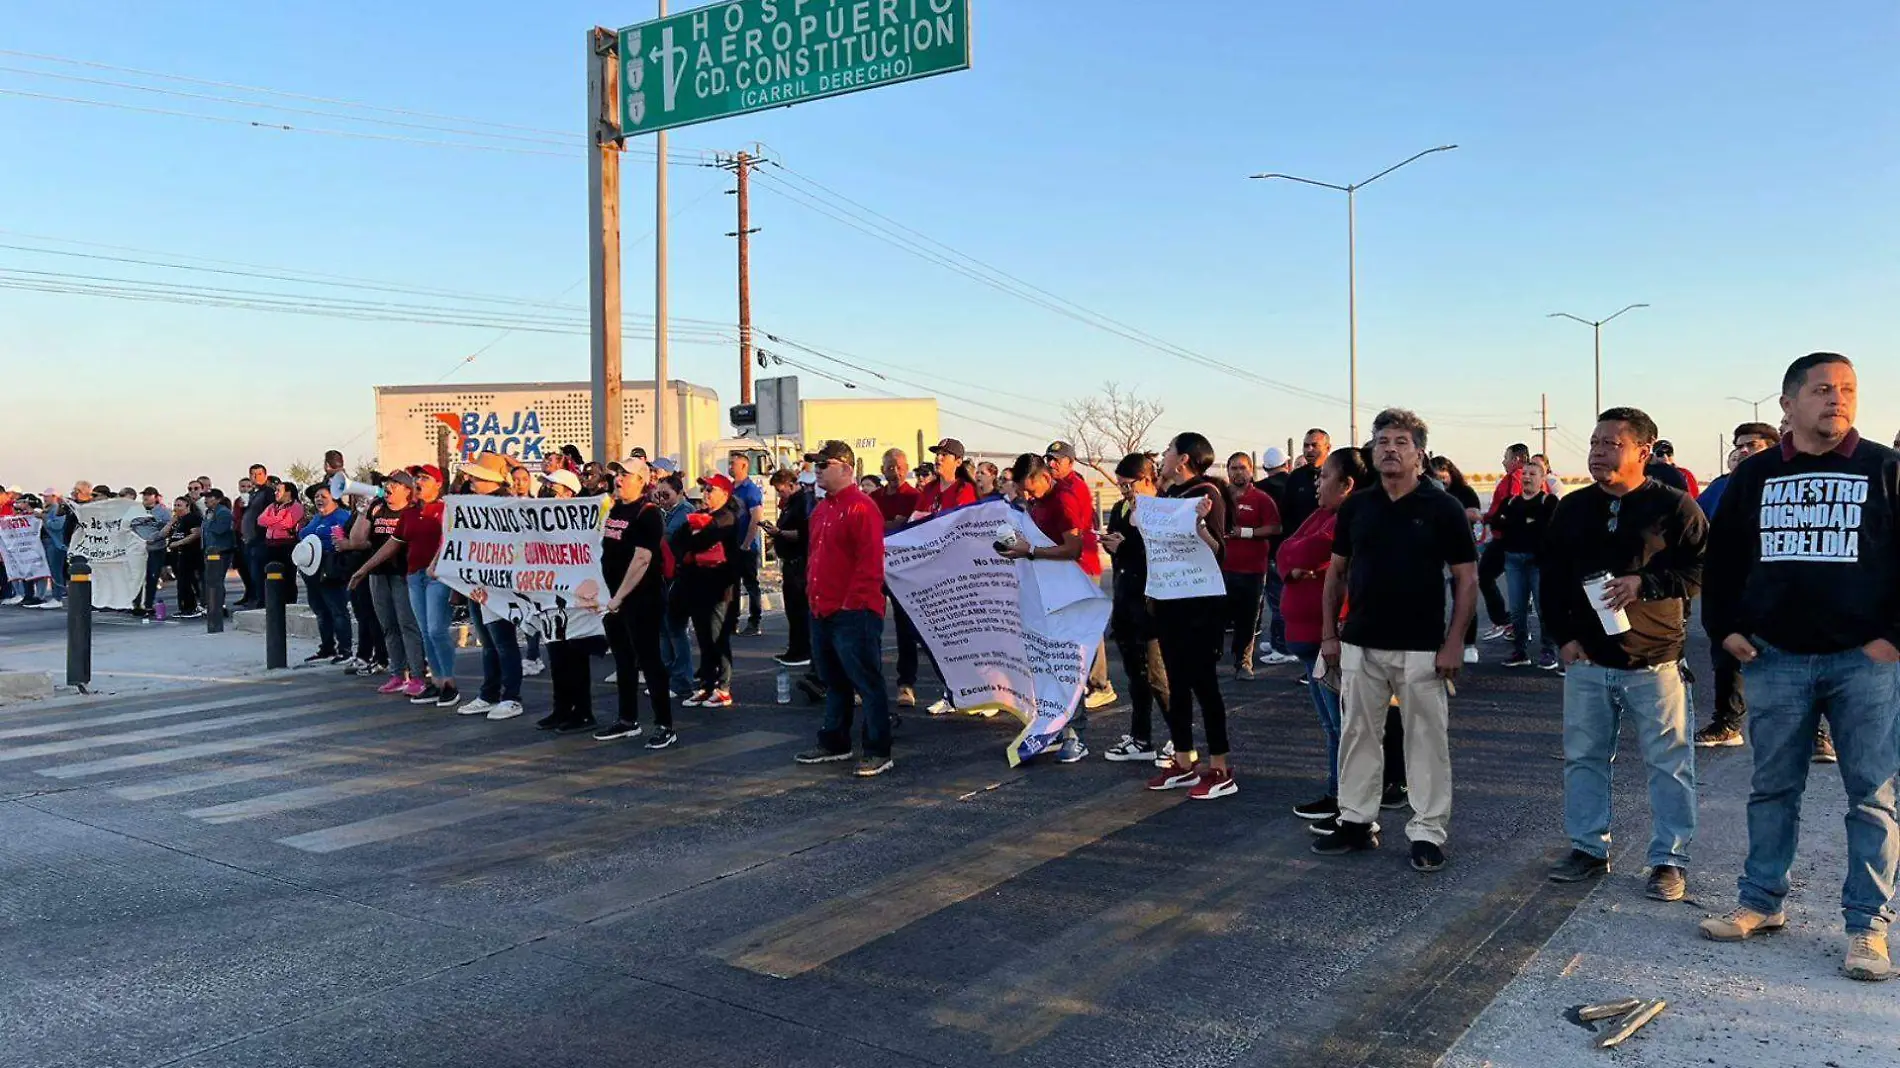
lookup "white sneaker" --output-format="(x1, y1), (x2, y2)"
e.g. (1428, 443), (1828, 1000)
(927, 698), (955, 716)
(1463, 646), (1480, 665)
(521, 658), (546, 677)
(340, 657), (367, 674)
(0, 596), (22, 606)
(1263, 651), (1299, 666)
(1104, 735), (1156, 762)
(485, 700), (524, 721)
(605, 671), (619, 684)
(459, 698), (495, 717)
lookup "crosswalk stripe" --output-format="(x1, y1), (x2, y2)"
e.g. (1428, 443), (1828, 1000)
(930, 831), (1316, 1053)
(108, 720), (497, 801)
(714, 784), (1186, 979)
(0, 676), (313, 717)
(534, 762), (1028, 923)
(36, 707), (437, 779)
(187, 732), (607, 824)
(0, 689), (323, 741)
(0, 697), (364, 763)
(275, 730), (795, 854)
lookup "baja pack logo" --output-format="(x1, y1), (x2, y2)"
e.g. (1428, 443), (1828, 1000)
(434, 410), (547, 461)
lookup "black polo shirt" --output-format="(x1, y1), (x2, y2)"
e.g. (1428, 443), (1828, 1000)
(1335, 478), (1479, 651)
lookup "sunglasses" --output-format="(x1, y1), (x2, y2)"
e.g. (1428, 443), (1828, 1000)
(1607, 497), (1621, 533)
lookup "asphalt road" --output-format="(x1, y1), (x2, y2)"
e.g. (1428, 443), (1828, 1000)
(0, 608), (1689, 1068)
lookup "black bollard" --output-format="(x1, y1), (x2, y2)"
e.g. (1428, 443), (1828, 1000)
(265, 563), (288, 669)
(66, 559), (92, 689)
(203, 553), (226, 634)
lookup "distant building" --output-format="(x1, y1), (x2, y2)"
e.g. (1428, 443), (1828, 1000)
(373, 380), (720, 471)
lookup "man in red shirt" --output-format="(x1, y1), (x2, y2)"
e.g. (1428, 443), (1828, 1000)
(1042, 441), (1119, 714)
(869, 448), (924, 706)
(1223, 453), (1282, 679)
(795, 440), (895, 777)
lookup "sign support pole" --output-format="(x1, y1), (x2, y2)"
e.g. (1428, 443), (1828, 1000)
(653, 0), (670, 464)
(587, 26), (624, 465)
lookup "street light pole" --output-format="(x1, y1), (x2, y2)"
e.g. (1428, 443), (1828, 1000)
(1547, 303), (1648, 416)
(1727, 392), (1778, 421)
(1252, 144), (1457, 444)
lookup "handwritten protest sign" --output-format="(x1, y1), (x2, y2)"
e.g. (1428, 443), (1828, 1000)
(1131, 494), (1224, 599)
(885, 501), (1111, 765)
(436, 496), (609, 640)
(0, 516), (50, 582)
(68, 499), (148, 609)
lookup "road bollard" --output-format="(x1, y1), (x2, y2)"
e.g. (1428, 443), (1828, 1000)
(265, 563), (288, 669)
(204, 553), (225, 634)
(66, 559), (92, 689)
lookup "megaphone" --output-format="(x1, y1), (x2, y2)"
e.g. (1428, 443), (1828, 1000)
(329, 472), (384, 500)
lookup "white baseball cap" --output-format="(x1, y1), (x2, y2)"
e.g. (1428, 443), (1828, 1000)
(1263, 447), (1287, 468)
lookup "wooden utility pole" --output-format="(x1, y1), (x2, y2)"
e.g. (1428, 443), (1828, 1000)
(723, 151), (762, 405)
(1532, 393), (1556, 460)
(586, 27), (624, 464)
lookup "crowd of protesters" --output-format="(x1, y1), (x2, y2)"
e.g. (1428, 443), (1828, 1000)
(5, 351), (1897, 981)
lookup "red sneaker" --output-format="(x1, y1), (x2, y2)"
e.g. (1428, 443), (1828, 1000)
(1188, 766), (1238, 800)
(1146, 763), (1202, 791)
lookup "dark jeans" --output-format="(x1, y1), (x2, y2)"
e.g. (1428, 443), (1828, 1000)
(140, 549), (165, 611)
(813, 609), (892, 758)
(548, 635), (605, 723)
(891, 592), (921, 686)
(1478, 540), (1509, 628)
(1262, 569), (1288, 655)
(350, 580), (385, 664)
(689, 578), (739, 690)
(781, 557), (810, 660)
(1290, 640), (1342, 797)
(1156, 600), (1228, 757)
(236, 539), (258, 604)
(1112, 595), (1169, 746)
(303, 576), (352, 656)
(1224, 570), (1265, 669)
(606, 605), (672, 729)
(737, 546), (762, 626)
(471, 603), (522, 703)
(1708, 644), (1747, 731)
(1504, 551), (1553, 657)
(169, 550), (202, 614)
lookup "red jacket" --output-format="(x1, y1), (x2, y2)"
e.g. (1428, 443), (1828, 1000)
(808, 485), (886, 617)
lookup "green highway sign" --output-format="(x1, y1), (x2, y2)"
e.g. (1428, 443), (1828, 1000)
(618, 0), (971, 136)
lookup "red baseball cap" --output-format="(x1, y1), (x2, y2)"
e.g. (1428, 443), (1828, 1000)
(411, 464), (445, 484)
(698, 474), (734, 493)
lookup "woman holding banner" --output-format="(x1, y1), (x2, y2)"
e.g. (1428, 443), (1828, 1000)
(1145, 432), (1237, 800)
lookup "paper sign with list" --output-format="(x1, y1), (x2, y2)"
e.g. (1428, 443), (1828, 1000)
(1132, 495), (1225, 600)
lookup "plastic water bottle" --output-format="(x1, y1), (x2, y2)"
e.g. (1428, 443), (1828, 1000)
(153, 600), (167, 622)
(775, 666), (792, 705)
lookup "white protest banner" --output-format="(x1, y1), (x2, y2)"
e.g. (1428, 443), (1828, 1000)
(885, 501), (1112, 766)
(68, 499), (148, 609)
(436, 495), (609, 640)
(1132, 494), (1224, 600)
(0, 515), (50, 582)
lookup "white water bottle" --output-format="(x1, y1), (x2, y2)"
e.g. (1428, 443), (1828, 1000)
(776, 666), (792, 705)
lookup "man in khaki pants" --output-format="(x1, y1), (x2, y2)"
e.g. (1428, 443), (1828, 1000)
(1317, 409), (1479, 872)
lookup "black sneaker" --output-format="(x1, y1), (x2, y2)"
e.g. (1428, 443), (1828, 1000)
(794, 746), (853, 765)
(433, 684), (460, 709)
(1311, 822), (1381, 855)
(1502, 651), (1532, 668)
(644, 727), (678, 750)
(740, 621), (764, 637)
(1696, 724), (1746, 748)
(330, 653), (351, 665)
(1380, 783), (1410, 810)
(592, 720), (643, 741)
(408, 683), (443, 705)
(1411, 840), (1447, 873)
(1547, 849), (1609, 883)
(855, 754), (894, 777)
(303, 652), (332, 664)
(1292, 795), (1339, 821)
(1647, 864), (1687, 902)
(535, 713), (561, 731)
(774, 652), (812, 667)
(1309, 816), (1381, 837)
(1813, 731), (1838, 764)
(555, 717), (599, 735)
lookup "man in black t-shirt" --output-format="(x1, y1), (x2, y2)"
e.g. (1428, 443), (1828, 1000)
(1317, 408), (1478, 872)
(764, 468), (815, 668)
(594, 459), (676, 748)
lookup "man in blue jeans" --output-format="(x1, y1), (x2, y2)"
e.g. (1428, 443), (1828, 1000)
(793, 440), (894, 778)
(1539, 407), (1707, 902)
(1700, 352), (1900, 982)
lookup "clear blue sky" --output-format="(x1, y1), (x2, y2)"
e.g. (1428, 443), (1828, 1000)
(3, 0), (1895, 492)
